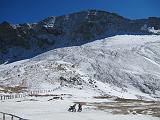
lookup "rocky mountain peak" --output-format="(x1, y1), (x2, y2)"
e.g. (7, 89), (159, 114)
(0, 10), (160, 63)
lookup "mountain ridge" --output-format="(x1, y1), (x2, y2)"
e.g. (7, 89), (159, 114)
(0, 9), (160, 64)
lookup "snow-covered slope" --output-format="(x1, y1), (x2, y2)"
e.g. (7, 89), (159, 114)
(1, 35), (160, 100)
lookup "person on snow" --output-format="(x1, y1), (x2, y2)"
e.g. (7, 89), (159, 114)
(77, 103), (82, 112)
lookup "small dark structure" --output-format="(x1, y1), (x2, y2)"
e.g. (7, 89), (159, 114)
(68, 104), (76, 112)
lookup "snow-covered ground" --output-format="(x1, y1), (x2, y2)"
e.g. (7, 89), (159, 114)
(0, 92), (160, 120)
(1, 35), (160, 119)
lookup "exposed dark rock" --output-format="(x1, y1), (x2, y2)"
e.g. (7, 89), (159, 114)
(0, 10), (160, 63)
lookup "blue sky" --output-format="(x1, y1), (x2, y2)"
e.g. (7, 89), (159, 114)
(0, 0), (160, 24)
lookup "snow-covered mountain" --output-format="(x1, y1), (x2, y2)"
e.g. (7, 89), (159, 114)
(1, 35), (160, 101)
(0, 10), (160, 63)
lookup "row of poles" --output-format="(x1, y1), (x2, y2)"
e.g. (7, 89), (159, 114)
(0, 87), (61, 120)
(0, 86), (61, 101)
(0, 94), (27, 100)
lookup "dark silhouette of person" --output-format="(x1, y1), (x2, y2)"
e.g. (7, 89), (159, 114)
(78, 103), (82, 112)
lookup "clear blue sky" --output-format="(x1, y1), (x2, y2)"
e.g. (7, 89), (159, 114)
(0, 0), (160, 24)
